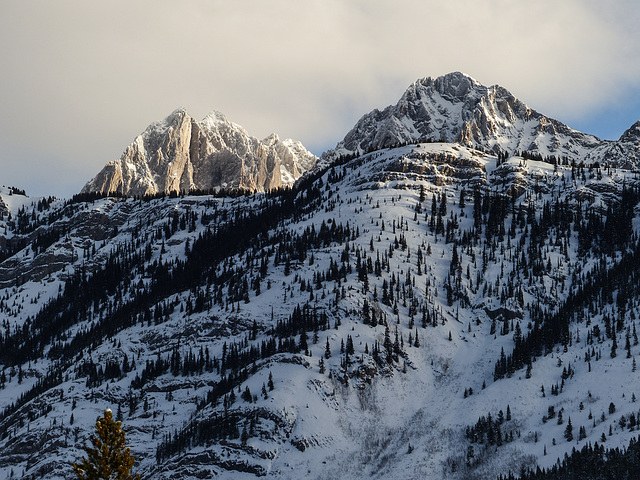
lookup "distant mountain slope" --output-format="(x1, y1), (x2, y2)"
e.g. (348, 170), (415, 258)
(82, 109), (317, 196)
(322, 72), (638, 168)
(3, 73), (640, 480)
(585, 120), (640, 167)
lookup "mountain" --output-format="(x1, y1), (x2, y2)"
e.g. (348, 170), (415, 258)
(585, 120), (640, 167)
(2, 74), (640, 480)
(82, 109), (318, 196)
(323, 72), (635, 168)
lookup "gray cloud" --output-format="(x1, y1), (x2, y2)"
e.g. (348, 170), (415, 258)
(1, 0), (639, 197)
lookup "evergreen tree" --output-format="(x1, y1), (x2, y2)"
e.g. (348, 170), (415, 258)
(564, 417), (573, 442)
(346, 335), (355, 355)
(72, 408), (140, 480)
(325, 338), (332, 359)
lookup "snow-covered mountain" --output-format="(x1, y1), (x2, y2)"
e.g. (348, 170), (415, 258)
(585, 120), (640, 167)
(323, 72), (637, 169)
(2, 73), (640, 480)
(82, 109), (318, 196)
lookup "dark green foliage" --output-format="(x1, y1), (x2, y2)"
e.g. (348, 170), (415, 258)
(502, 436), (640, 480)
(465, 407), (514, 447)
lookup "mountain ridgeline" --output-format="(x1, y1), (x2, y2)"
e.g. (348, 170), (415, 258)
(322, 72), (638, 168)
(82, 109), (318, 196)
(2, 73), (640, 480)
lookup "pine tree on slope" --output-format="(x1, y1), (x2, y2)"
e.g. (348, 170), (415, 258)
(72, 408), (140, 480)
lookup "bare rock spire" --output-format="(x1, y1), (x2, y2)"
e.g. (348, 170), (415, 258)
(82, 109), (317, 196)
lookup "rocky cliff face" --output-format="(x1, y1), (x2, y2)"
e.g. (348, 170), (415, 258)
(82, 109), (317, 196)
(585, 120), (640, 167)
(322, 72), (634, 166)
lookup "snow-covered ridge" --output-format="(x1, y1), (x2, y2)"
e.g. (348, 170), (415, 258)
(3, 141), (640, 479)
(322, 72), (637, 168)
(82, 109), (318, 196)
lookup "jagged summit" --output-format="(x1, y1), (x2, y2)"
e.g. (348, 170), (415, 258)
(585, 119), (640, 167)
(82, 109), (317, 196)
(412, 71), (481, 102)
(201, 109), (230, 123)
(322, 72), (618, 165)
(620, 120), (640, 143)
(168, 106), (189, 118)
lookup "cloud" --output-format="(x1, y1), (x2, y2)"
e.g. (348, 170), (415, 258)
(1, 0), (639, 196)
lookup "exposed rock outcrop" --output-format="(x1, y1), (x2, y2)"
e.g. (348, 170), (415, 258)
(323, 72), (639, 168)
(585, 120), (640, 168)
(82, 109), (317, 196)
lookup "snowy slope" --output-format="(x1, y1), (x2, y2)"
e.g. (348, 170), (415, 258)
(0, 186), (37, 217)
(2, 140), (640, 479)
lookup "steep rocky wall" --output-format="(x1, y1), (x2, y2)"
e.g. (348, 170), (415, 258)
(82, 109), (317, 196)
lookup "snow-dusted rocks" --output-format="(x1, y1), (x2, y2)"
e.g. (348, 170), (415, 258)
(82, 109), (318, 196)
(323, 72), (640, 168)
(585, 120), (640, 168)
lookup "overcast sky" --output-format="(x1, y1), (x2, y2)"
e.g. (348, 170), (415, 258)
(1, 0), (639, 198)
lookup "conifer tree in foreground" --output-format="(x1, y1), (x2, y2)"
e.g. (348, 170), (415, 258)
(72, 408), (140, 480)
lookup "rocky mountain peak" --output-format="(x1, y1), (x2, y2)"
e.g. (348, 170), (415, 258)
(619, 120), (640, 143)
(82, 110), (317, 196)
(262, 132), (280, 145)
(582, 119), (640, 167)
(151, 107), (192, 133)
(167, 106), (189, 120)
(322, 72), (606, 164)
(425, 71), (480, 102)
(200, 110), (234, 128)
